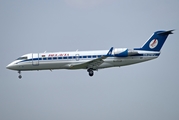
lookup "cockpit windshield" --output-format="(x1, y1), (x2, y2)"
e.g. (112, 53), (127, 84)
(16, 56), (28, 60)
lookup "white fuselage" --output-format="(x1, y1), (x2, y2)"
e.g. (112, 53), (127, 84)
(6, 49), (160, 71)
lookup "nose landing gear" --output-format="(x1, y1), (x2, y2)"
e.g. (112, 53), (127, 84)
(18, 71), (22, 79)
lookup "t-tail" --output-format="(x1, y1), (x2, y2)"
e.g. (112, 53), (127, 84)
(134, 30), (174, 51)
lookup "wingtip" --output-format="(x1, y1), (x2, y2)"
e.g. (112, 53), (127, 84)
(107, 47), (113, 56)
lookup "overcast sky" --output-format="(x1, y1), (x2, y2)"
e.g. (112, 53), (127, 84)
(0, 0), (179, 120)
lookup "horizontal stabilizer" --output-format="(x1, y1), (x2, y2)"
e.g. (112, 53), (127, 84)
(157, 30), (174, 35)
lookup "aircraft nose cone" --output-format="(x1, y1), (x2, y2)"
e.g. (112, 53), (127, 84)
(6, 62), (17, 70)
(6, 64), (12, 70)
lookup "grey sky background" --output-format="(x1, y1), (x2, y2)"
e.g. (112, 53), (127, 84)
(0, 0), (179, 120)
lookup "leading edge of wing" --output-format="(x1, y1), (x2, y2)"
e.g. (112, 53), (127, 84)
(68, 47), (114, 69)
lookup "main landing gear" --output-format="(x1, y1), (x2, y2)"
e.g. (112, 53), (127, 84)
(87, 69), (94, 77)
(18, 70), (22, 79)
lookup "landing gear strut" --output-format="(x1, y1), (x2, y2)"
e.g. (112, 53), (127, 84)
(87, 69), (94, 77)
(18, 71), (22, 79)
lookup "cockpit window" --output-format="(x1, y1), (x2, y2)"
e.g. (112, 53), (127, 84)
(16, 56), (28, 60)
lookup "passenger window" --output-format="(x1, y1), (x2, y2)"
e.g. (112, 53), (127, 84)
(92, 55), (96, 58)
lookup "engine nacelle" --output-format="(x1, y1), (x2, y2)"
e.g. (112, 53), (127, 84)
(113, 48), (128, 57)
(113, 48), (138, 57)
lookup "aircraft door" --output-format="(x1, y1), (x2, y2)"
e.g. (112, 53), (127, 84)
(75, 54), (80, 61)
(32, 53), (39, 66)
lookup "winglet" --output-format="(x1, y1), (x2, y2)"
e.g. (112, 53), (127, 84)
(107, 47), (113, 56)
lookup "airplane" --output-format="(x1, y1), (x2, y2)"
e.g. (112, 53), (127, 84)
(6, 30), (174, 79)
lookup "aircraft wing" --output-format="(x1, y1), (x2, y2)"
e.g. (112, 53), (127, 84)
(69, 47), (113, 70)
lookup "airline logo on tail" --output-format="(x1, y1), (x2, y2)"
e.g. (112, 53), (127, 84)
(149, 39), (158, 49)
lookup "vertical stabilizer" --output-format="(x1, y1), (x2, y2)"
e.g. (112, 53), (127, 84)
(134, 30), (174, 51)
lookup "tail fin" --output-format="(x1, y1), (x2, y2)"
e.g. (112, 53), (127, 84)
(134, 30), (174, 51)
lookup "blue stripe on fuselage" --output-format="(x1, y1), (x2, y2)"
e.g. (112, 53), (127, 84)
(17, 53), (160, 64)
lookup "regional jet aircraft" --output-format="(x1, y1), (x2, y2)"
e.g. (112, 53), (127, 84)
(6, 30), (173, 79)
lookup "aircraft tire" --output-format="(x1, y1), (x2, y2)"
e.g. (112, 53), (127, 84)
(18, 75), (22, 79)
(88, 70), (94, 77)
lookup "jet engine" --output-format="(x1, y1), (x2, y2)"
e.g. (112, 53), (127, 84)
(113, 48), (138, 57)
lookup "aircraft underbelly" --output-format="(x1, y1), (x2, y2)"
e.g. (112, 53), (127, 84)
(99, 56), (156, 69)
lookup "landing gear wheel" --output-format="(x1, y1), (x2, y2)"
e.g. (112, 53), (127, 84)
(88, 69), (94, 77)
(18, 71), (22, 79)
(18, 75), (22, 79)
